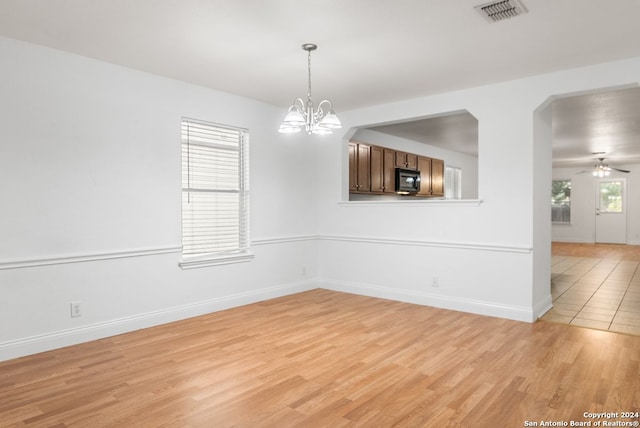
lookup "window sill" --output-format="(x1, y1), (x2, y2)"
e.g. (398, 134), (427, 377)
(179, 251), (254, 270)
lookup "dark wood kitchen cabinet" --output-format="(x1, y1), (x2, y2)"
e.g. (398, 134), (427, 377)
(349, 142), (371, 192)
(366, 146), (397, 193)
(383, 148), (396, 193)
(417, 156), (445, 197)
(417, 156), (432, 197)
(430, 158), (444, 197)
(394, 151), (418, 170)
(370, 145), (384, 193)
(349, 141), (444, 197)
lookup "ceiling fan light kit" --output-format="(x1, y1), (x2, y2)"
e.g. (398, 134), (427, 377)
(278, 43), (342, 135)
(592, 162), (611, 177)
(591, 157), (630, 177)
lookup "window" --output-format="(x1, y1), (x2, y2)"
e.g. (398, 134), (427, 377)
(180, 118), (251, 268)
(444, 166), (462, 199)
(599, 181), (623, 213)
(551, 180), (571, 223)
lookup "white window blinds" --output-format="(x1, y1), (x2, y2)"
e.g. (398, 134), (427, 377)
(181, 118), (249, 262)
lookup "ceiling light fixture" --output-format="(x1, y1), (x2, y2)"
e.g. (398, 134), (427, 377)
(592, 158), (611, 177)
(278, 43), (342, 135)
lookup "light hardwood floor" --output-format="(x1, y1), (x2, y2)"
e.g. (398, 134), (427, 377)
(1, 289), (639, 427)
(543, 242), (640, 335)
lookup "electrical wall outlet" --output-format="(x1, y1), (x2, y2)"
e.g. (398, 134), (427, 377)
(432, 277), (439, 287)
(70, 301), (82, 318)
(302, 265), (307, 276)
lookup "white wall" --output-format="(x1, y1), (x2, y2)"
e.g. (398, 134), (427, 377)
(533, 102), (553, 318)
(2, 35), (640, 362)
(350, 128), (479, 199)
(552, 164), (640, 245)
(315, 84), (542, 322)
(0, 37), (320, 361)
(314, 57), (640, 324)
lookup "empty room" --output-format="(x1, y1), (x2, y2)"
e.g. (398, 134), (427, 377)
(1, 0), (639, 426)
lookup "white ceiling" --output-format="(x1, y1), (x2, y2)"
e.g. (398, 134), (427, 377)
(367, 113), (480, 158)
(1, 0), (640, 167)
(551, 87), (640, 168)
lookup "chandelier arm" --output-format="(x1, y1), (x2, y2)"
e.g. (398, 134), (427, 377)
(316, 100), (333, 117)
(292, 98), (306, 112)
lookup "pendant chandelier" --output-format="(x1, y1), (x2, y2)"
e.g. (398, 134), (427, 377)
(278, 43), (342, 135)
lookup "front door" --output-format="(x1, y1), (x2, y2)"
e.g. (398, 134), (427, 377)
(595, 178), (627, 244)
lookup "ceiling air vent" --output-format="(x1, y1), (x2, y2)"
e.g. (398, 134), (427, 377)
(475, 0), (527, 23)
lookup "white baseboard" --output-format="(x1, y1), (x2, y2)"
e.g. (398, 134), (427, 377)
(553, 239), (640, 246)
(0, 279), (317, 362)
(551, 238), (594, 244)
(533, 295), (553, 319)
(319, 279), (536, 323)
(0, 277), (549, 362)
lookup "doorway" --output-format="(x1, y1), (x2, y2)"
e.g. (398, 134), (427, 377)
(595, 178), (627, 244)
(539, 85), (640, 326)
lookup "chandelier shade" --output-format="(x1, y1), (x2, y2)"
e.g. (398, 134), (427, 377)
(278, 44), (342, 135)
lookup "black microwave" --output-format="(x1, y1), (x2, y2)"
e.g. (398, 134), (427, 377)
(395, 168), (421, 194)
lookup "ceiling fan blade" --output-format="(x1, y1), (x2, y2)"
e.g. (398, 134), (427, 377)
(611, 167), (630, 173)
(575, 170), (589, 175)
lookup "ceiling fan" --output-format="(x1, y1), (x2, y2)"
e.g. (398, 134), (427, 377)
(581, 157), (630, 177)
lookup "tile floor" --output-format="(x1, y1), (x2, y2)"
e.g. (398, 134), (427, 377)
(541, 243), (640, 335)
